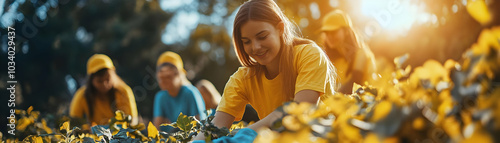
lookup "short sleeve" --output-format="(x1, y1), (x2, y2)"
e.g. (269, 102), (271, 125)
(115, 84), (138, 118)
(216, 68), (249, 121)
(184, 85), (207, 120)
(294, 44), (332, 95)
(153, 91), (167, 118)
(69, 87), (87, 118)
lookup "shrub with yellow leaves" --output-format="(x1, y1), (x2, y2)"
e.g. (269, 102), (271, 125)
(252, 26), (500, 143)
(0, 107), (247, 143)
(2, 24), (499, 143)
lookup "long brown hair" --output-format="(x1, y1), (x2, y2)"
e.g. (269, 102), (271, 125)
(233, 0), (337, 100)
(83, 68), (126, 121)
(321, 26), (377, 76)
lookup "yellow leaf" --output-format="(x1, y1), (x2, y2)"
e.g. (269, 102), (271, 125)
(444, 59), (459, 71)
(115, 110), (125, 121)
(112, 130), (119, 136)
(60, 121), (69, 133)
(27, 106), (33, 115)
(442, 117), (462, 140)
(69, 134), (76, 142)
(352, 82), (363, 93)
(254, 128), (278, 142)
(463, 123), (493, 143)
(438, 99), (454, 118)
(34, 136), (43, 143)
(168, 136), (177, 142)
(467, 0), (492, 25)
(470, 29), (500, 57)
(41, 119), (53, 134)
(363, 133), (380, 143)
(284, 102), (313, 116)
(277, 128), (312, 143)
(336, 114), (361, 141)
(230, 121), (245, 131)
(147, 121), (158, 139)
(17, 117), (33, 131)
(282, 116), (302, 131)
(371, 101), (392, 122)
(412, 117), (425, 130)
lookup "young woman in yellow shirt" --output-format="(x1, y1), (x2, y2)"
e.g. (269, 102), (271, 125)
(319, 10), (377, 94)
(194, 1), (338, 140)
(69, 54), (138, 126)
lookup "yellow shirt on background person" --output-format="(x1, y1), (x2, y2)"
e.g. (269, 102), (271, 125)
(324, 44), (377, 93)
(69, 83), (138, 125)
(217, 43), (336, 121)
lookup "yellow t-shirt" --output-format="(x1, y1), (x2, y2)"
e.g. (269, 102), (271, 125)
(217, 43), (336, 121)
(69, 83), (138, 125)
(325, 44), (377, 93)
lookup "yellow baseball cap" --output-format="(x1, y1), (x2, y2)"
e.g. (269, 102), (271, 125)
(87, 54), (115, 75)
(320, 10), (352, 32)
(157, 51), (186, 73)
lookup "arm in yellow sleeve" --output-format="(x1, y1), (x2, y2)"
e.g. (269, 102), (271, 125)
(70, 87), (87, 119)
(115, 83), (139, 125)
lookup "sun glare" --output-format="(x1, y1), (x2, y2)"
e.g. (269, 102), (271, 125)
(360, 0), (432, 36)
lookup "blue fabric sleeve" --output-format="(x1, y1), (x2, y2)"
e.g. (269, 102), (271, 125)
(192, 128), (257, 143)
(153, 91), (166, 118)
(185, 85), (207, 120)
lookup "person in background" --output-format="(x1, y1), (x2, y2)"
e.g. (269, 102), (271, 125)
(70, 54), (139, 126)
(195, 79), (221, 117)
(196, 79), (260, 123)
(319, 9), (377, 94)
(153, 51), (206, 129)
(194, 0), (338, 141)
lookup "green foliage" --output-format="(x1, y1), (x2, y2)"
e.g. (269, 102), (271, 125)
(200, 116), (230, 142)
(1, 108), (245, 143)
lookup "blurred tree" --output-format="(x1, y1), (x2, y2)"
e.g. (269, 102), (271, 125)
(0, 0), (174, 130)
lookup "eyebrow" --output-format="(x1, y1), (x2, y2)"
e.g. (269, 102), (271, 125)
(241, 30), (268, 40)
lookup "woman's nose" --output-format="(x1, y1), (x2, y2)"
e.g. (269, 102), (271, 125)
(251, 42), (261, 52)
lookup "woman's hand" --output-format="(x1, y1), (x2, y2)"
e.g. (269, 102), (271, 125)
(192, 90), (319, 141)
(247, 90), (319, 131)
(247, 110), (284, 131)
(192, 111), (235, 141)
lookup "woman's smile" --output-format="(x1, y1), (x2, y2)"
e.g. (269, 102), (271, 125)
(254, 50), (268, 60)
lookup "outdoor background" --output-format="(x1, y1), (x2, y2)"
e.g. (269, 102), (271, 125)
(1, 0), (499, 134)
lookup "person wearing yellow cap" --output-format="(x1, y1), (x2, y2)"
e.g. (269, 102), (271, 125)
(319, 9), (377, 94)
(69, 54), (139, 125)
(153, 51), (206, 130)
(194, 0), (337, 141)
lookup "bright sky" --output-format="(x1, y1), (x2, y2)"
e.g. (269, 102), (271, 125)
(359, 0), (433, 37)
(160, 0), (231, 46)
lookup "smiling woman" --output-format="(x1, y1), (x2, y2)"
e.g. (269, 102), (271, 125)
(240, 20), (282, 74)
(194, 0), (338, 141)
